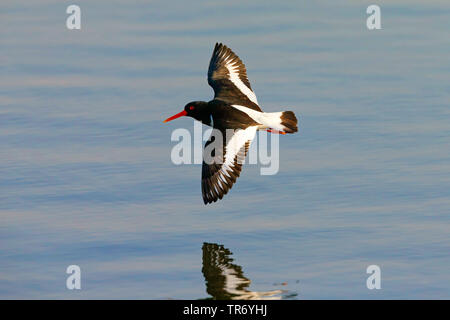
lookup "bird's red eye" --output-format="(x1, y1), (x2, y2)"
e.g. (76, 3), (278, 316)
(189, 106), (195, 110)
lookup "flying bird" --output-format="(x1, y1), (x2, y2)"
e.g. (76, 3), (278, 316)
(164, 43), (298, 204)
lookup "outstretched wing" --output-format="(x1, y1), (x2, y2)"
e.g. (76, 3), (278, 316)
(201, 126), (257, 204)
(208, 43), (262, 112)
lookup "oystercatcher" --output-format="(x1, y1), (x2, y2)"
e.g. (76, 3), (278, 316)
(164, 43), (298, 204)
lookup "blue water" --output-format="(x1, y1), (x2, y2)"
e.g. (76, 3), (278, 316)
(1, 0), (449, 299)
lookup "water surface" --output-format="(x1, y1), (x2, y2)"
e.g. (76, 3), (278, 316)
(1, 0), (449, 299)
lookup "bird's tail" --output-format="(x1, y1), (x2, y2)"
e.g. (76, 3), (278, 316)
(260, 110), (298, 134)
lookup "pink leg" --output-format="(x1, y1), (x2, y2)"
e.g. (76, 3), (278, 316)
(267, 128), (286, 135)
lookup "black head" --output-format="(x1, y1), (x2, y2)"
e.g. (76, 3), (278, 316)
(183, 101), (209, 121)
(164, 101), (210, 124)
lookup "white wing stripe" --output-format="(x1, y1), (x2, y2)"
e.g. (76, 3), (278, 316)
(222, 168), (231, 178)
(219, 174), (228, 184)
(224, 57), (259, 105)
(222, 126), (257, 168)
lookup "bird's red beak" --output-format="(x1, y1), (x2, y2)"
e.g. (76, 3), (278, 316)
(163, 110), (187, 123)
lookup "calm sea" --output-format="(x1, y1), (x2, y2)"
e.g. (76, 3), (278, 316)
(1, 0), (449, 299)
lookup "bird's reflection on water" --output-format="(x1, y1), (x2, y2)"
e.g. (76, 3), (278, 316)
(201, 243), (297, 300)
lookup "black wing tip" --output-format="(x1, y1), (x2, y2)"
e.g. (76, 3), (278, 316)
(213, 42), (221, 53)
(203, 197), (217, 205)
(212, 42), (234, 57)
(202, 172), (234, 205)
(202, 191), (220, 205)
(202, 182), (228, 205)
(214, 42), (224, 49)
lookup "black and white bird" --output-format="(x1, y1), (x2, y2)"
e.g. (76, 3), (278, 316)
(164, 43), (298, 205)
